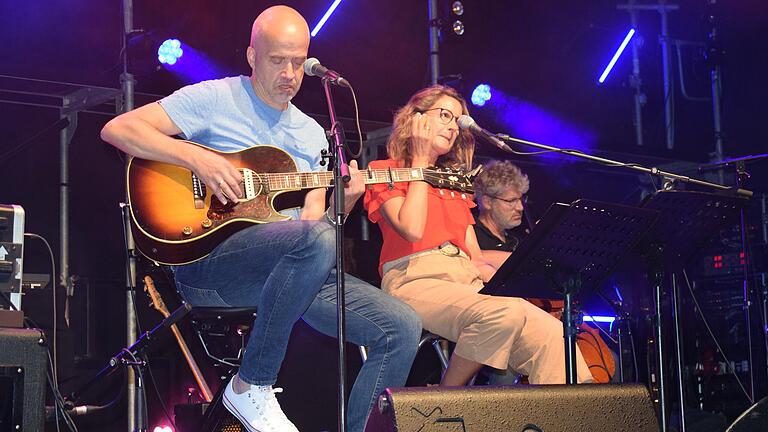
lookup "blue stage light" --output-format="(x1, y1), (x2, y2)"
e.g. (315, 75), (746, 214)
(158, 39), (183, 66)
(583, 315), (616, 324)
(311, 0), (343, 37)
(471, 84), (492, 107)
(598, 28), (635, 84)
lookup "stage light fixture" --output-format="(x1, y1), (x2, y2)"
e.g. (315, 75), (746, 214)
(311, 0), (343, 37)
(152, 426), (173, 432)
(452, 20), (465, 36)
(471, 84), (492, 107)
(452, 1), (464, 16)
(157, 38), (183, 66)
(598, 28), (636, 84)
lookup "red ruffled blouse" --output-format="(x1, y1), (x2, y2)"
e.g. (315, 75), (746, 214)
(363, 159), (476, 275)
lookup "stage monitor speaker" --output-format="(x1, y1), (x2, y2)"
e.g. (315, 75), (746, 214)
(365, 383), (659, 432)
(0, 328), (47, 432)
(726, 396), (768, 432)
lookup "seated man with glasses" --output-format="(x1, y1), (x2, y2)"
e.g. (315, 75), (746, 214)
(472, 161), (611, 384)
(472, 160), (529, 269)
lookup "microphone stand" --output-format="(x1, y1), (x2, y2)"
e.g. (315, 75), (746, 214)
(320, 76), (351, 432)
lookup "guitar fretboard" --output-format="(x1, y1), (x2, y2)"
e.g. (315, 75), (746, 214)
(260, 168), (427, 191)
(190, 166), (471, 203)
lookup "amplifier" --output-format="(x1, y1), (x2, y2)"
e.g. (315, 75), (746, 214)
(0, 327), (47, 431)
(0, 204), (25, 311)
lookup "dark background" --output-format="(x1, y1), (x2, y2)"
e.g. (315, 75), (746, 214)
(1, 1), (767, 431)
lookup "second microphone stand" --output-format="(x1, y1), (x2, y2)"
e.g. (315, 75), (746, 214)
(489, 131), (751, 432)
(320, 76), (352, 432)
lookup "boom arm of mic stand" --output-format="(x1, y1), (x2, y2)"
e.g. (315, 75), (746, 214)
(67, 303), (192, 403)
(496, 134), (753, 198)
(699, 153), (768, 172)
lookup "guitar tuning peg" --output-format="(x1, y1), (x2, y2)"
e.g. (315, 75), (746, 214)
(468, 164), (483, 179)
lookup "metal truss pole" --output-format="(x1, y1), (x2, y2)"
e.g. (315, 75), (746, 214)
(427, 0), (440, 85)
(618, 3), (679, 148)
(659, 7), (675, 150)
(59, 108), (76, 329)
(628, 7), (645, 147)
(121, 0), (139, 430)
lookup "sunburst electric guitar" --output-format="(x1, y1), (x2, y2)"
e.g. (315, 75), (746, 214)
(127, 141), (477, 265)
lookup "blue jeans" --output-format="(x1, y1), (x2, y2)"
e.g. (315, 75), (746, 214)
(173, 220), (336, 385)
(304, 270), (421, 432)
(174, 220), (421, 432)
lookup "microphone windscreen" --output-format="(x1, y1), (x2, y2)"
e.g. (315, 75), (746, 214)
(303, 57), (321, 76)
(457, 114), (475, 130)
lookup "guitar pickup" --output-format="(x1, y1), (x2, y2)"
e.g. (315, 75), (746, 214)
(191, 173), (206, 209)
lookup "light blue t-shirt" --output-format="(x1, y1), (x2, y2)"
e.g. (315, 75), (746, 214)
(158, 76), (328, 218)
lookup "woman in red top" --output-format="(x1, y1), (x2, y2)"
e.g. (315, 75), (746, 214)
(364, 85), (592, 385)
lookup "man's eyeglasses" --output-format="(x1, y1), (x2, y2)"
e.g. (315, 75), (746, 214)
(420, 108), (458, 125)
(489, 194), (526, 206)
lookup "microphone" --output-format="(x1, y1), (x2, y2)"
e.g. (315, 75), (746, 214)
(456, 115), (513, 152)
(303, 58), (350, 87)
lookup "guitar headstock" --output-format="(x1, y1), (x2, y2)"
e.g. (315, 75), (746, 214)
(143, 275), (171, 318)
(421, 167), (479, 194)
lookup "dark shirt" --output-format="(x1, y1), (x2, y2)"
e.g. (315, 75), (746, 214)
(473, 215), (522, 252)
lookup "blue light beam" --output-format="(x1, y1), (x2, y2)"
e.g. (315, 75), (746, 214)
(598, 28), (636, 84)
(311, 0), (343, 37)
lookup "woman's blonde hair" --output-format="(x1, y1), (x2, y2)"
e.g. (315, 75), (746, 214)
(386, 85), (475, 171)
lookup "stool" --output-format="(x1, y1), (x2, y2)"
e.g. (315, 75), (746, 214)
(418, 332), (451, 372)
(185, 306), (375, 431)
(186, 306), (258, 432)
(358, 331), (450, 371)
(189, 307), (258, 372)
(415, 332), (484, 386)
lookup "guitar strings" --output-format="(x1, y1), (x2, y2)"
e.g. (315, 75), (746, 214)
(253, 169), (472, 191)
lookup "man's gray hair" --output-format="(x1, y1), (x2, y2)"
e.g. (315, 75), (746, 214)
(473, 160), (529, 207)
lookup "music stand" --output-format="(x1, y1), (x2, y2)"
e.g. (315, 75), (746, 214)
(636, 190), (746, 429)
(482, 199), (659, 384)
(639, 190), (745, 270)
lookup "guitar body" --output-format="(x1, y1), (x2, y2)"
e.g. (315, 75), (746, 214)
(128, 144), (302, 265)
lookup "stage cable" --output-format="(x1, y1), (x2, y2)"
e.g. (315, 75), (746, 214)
(21, 232), (80, 429)
(344, 84), (364, 159)
(682, 269), (753, 404)
(24, 232), (58, 384)
(46, 349), (79, 432)
(0, 117), (70, 163)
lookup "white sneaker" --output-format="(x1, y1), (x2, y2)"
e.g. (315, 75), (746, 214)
(222, 377), (299, 432)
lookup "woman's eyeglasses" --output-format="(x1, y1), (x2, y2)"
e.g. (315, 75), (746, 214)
(420, 108), (458, 125)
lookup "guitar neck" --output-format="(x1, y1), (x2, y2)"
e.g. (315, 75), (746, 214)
(261, 167), (426, 192)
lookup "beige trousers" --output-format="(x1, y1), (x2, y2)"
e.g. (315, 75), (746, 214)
(381, 252), (593, 384)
